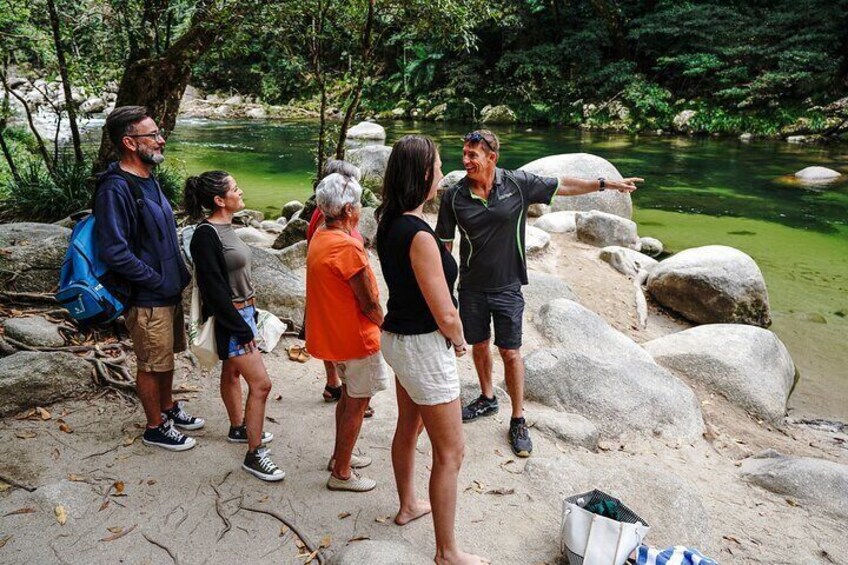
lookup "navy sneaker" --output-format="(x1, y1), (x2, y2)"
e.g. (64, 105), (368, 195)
(462, 394), (499, 422)
(509, 418), (533, 458)
(165, 401), (205, 431)
(142, 419), (197, 451)
(227, 425), (273, 444)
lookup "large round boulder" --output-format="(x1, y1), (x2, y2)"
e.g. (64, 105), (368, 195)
(0, 223), (71, 293)
(530, 410), (599, 451)
(526, 299), (703, 439)
(741, 451), (848, 520)
(643, 324), (796, 422)
(0, 351), (93, 416)
(280, 200), (304, 221)
(524, 271), (578, 315)
(647, 245), (771, 327)
(639, 236), (664, 257)
(347, 145), (393, 191)
(345, 121), (386, 141)
(520, 154), (633, 218)
(480, 104), (517, 124)
(235, 226), (274, 247)
(2, 316), (65, 348)
(358, 207), (378, 247)
(576, 211), (640, 249)
(250, 247), (305, 319)
(525, 225), (550, 255)
(271, 219), (309, 250)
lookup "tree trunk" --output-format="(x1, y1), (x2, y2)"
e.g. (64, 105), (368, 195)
(334, 0), (375, 160)
(46, 0), (84, 163)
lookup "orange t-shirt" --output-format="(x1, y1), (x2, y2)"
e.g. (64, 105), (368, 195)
(305, 229), (381, 361)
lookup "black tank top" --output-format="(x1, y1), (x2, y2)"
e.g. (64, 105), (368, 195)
(377, 214), (458, 335)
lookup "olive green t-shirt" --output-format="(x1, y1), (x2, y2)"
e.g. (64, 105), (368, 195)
(210, 223), (255, 302)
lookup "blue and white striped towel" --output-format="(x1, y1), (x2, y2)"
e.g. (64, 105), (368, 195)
(636, 545), (718, 565)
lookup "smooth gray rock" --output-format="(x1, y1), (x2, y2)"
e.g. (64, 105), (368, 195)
(250, 247), (305, 319)
(794, 166), (841, 181)
(281, 200), (304, 220)
(526, 456), (710, 548)
(275, 216), (288, 226)
(647, 245), (771, 327)
(0, 222), (71, 293)
(530, 410), (599, 450)
(673, 110), (697, 132)
(348, 145), (393, 190)
(644, 324), (796, 422)
(533, 211), (576, 233)
(259, 220), (283, 234)
(357, 207), (378, 247)
(246, 106), (267, 119)
(233, 209), (264, 226)
(639, 236), (664, 257)
(520, 154), (633, 218)
(599, 246), (658, 278)
(2, 316), (65, 348)
(741, 451), (848, 519)
(271, 240), (307, 270)
(528, 300), (702, 439)
(524, 272), (578, 315)
(0, 352), (93, 416)
(576, 211), (640, 249)
(328, 540), (430, 565)
(272, 219), (309, 250)
(345, 121), (387, 141)
(235, 226), (273, 246)
(480, 104), (517, 124)
(525, 225), (550, 255)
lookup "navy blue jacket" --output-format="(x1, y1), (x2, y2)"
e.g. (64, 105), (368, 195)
(94, 162), (190, 307)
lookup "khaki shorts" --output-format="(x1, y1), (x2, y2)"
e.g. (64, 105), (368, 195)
(334, 351), (390, 399)
(125, 303), (186, 373)
(381, 330), (460, 406)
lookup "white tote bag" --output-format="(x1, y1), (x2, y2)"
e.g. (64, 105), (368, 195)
(187, 225), (220, 370)
(561, 490), (649, 565)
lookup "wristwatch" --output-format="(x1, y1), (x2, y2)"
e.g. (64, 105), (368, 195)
(598, 177), (606, 191)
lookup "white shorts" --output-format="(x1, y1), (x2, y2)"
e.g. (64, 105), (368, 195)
(381, 330), (460, 406)
(334, 351), (390, 399)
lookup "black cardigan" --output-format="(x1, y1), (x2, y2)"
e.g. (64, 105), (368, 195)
(189, 222), (255, 360)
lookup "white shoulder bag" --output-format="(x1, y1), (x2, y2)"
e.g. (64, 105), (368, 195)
(561, 489), (649, 565)
(188, 225), (220, 370)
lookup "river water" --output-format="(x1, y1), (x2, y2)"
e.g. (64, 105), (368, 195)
(163, 119), (848, 420)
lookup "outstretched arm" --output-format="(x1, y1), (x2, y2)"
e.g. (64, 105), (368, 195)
(556, 176), (644, 196)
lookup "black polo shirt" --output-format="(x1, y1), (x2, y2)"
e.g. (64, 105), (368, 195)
(435, 168), (558, 292)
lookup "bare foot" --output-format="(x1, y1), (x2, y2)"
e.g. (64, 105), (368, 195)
(434, 550), (491, 564)
(395, 498), (431, 525)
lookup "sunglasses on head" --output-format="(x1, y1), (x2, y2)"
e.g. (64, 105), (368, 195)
(463, 132), (495, 152)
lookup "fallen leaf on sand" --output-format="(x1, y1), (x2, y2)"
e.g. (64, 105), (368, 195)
(294, 538), (305, 550)
(786, 498), (799, 507)
(0, 535), (11, 548)
(274, 394), (282, 401)
(68, 474), (86, 482)
(485, 488), (515, 496)
(4, 507), (36, 517)
(113, 481), (125, 494)
(465, 480), (485, 493)
(58, 422), (73, 433)
(55, 505), (67, 525)
(122, 435), (136, 446)
(374, 516), (391, 524)
(348, 535), (370, 542)
(15, 409), (37, 420)
(319, 535), (331, 548)
(100, 524), (137, 542)
(15, 431), (37, 440)
(107, 526), (124, 533)
(279, 525), (289, 537)
(146, 479), (156, 486)
(338, 511), (351, 519)
(265, 416), (279, 424)
(0, 481), (10, 493)
(37, 407), (51, 420)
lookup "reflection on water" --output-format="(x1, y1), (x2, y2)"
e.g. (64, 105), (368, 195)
(159, 119), (847, 419)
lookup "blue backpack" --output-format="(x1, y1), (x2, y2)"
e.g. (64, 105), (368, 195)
(55, 171), (146, 325)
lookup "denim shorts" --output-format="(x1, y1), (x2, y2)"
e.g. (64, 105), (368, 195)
(458, 287), (524, 349)
(227, 304), (258, 358)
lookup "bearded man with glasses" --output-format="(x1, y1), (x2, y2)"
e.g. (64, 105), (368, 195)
(435, 129), (643, 457)
(94, 106), (198, 452)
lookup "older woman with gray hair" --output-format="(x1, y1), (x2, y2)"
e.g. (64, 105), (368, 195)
(305, 173), (389, 492)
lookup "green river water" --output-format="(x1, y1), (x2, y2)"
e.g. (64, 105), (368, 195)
(164, 119), (848, 420)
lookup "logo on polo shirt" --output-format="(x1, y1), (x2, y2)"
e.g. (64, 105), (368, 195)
(499, 190), (515, 200)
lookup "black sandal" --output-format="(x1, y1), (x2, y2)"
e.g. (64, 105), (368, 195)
(323, 384), (342, 403)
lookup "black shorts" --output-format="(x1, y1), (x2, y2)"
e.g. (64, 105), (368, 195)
(458, 288), (524, 350)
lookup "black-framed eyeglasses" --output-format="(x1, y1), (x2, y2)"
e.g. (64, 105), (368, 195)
(126, 130), (167, 141)
(463, 131), (495, 152)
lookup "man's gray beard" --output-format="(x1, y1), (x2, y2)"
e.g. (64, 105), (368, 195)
(138, 149), (165, 166)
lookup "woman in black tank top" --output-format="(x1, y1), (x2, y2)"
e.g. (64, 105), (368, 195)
(376, 136), (488, 565)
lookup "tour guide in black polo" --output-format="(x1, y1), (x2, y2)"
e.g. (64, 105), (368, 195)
(435, 129), (642, 457)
